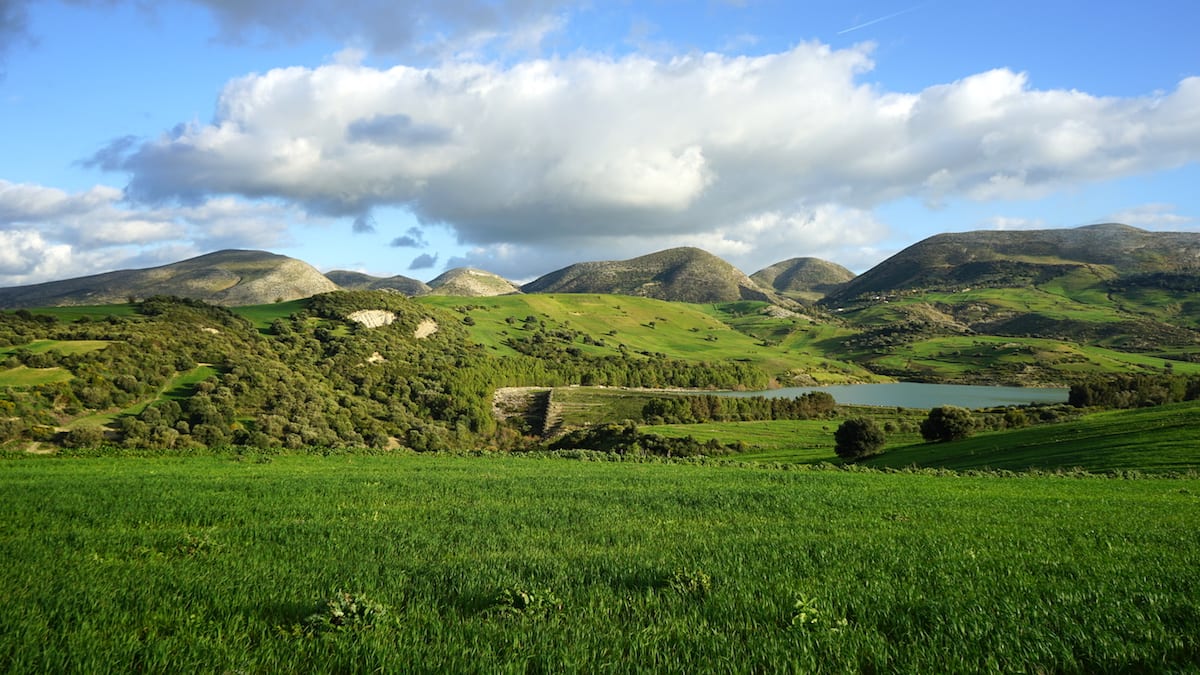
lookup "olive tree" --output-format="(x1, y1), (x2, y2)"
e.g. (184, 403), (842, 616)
(834, 417), (886, 461)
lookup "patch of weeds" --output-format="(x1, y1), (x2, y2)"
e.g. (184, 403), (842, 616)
(175, 531), (221, 557)
(301, 591), (388, 634)
(789, 593), (848, 632)
(491, 587), (562, 617)
(668, 568), (713, 598)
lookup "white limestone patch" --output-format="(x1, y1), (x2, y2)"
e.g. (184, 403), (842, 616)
(348, 309), (397, 328)
(414, 319), (438, 339)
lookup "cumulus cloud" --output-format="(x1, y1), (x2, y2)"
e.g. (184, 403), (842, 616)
(983, 216), (1047, 231)
(89, 43), (1200, 275)
(0, 179), (306, 285)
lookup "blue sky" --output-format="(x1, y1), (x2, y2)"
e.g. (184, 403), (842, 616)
(0, 0), (1197, 285)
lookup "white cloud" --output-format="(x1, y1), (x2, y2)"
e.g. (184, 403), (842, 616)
(982, 216), (1047, 231)
(89, 43), (1200, 275)
(1106, 203), (1197, 230)
(0, 180), (307, 284)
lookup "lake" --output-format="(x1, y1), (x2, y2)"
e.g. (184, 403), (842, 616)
(718, 382), (1070, 409)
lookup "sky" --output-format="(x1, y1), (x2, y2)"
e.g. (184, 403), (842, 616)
(0, 0), (1197, 286)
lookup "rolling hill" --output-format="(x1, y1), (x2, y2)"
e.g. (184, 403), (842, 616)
(0, 250), (338, 308)
(522, 247), (780, 304)
(750, 257), (855, 300)
(325, 270), (431, 296)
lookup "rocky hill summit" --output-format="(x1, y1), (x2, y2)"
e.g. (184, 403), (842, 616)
(522, 247), (778, 304)
(427, 268), (522, 296)
(0, 250), (338, 308)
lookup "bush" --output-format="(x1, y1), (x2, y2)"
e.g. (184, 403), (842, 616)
(920, 406), (975, 443)
(833, 417), (886, 460)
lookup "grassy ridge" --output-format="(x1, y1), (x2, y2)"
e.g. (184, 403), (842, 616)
(0, 455), (1196, 672)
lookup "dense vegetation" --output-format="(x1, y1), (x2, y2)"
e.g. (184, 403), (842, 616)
(2, 455), (1196, 673)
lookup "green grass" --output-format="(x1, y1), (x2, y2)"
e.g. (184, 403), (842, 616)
(232, 299), (309, 330)
(0, 454), (1196, 672)
(0, 339), (111, 357)
(0, 365), (73, 387)
(18, 305), (139, 322)
(867, 335), (1200, 384)
(868, 400), (1200, 474)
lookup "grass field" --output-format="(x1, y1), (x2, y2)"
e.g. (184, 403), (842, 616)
(232, 299), (308, 331)
(0, 454), (1196, 673)
(0, 365), (73, 387)
(0, 340), (112, 357)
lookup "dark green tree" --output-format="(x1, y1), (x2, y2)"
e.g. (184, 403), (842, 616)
(833, 417), (886, 460)
(920, 406), (975, 442)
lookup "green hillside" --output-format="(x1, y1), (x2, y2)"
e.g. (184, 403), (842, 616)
(866, 400), (1200, 474)
(417, 293), (878, 385)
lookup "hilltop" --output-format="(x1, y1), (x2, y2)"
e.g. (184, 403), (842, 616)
(326, 270), (431, 296)
(751, 257), (855, 301)
(427, 268), (522, 296)
(522, 247), (779, 304)
(0, 250), (337, 308)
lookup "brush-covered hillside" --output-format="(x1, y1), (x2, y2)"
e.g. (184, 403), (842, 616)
(0, 250), (338, 308)
(2, 291), (842, 452)
(325, 270), (431, 296)
(751, 257), (855, 301)
(522, 247), (779, 304)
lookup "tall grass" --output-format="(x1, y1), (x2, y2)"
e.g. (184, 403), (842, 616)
(1, 454), (1196, 672)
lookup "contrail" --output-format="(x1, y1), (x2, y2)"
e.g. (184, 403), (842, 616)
(837, 4), (924, 35)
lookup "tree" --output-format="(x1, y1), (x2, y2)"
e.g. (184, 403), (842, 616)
(833, 417), (886, 460)
(920, 406), (975, 442)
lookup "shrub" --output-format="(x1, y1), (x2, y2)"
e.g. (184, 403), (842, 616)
(833, 417), (886, 460)
(920, 406), (975, 442)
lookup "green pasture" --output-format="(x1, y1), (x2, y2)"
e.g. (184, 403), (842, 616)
(868, 400), (1200, 474)
(642, 408), (927, 464)
(0, 339), (111, 357)
(0, 455), (1196, 673)
(0, 365), (73, 387)
(867, 335), (1200, 384)
(232, 299), (309, 330)
(20, 305), (139, 322)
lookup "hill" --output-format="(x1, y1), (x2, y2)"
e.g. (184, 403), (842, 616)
(522, 247), (779, 304)
(825, 223), (1200, 304)
(325, 270), (431, 296)
(427, 268), (521, 296)
(0, 250), (337, 308)
(750, 257), (855, 300)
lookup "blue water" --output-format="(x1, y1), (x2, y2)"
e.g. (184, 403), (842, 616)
(717, 382), (1069, 409)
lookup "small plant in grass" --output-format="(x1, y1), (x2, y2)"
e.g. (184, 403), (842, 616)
(789, 593), (848, 632)
(303, 591), (388, 633)
(492, 587), (562, 617)
(668, 568), (713, 597)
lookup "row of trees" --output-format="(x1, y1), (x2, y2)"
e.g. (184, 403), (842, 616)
(1068, 373), (1200, 409)
(641, 391), (836, 424)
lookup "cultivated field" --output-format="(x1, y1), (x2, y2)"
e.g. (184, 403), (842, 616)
(1, 454), (1196, 673)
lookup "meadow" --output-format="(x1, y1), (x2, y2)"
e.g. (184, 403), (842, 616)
(1, 453), (1197, 673)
